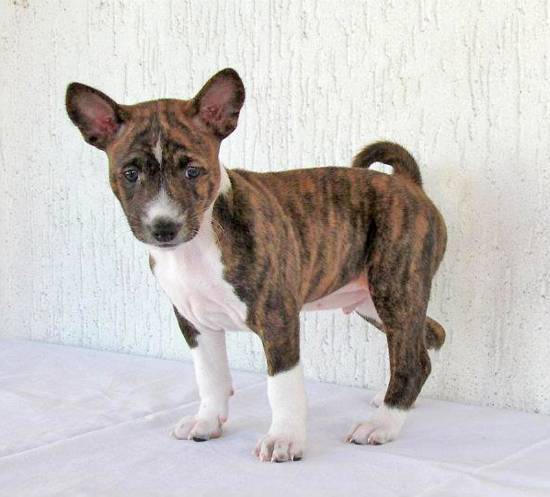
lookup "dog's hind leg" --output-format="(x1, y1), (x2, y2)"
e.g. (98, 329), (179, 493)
(348, 312), (430, 445)
(348, 282), (431, 444)
(355, 293), (445, 408)
(348, 204), (443, 445)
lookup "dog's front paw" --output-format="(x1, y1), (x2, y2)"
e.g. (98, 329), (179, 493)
(255, 432), (305, 462)
(346, 405), (406, 445)
(172, 415), (223, 442)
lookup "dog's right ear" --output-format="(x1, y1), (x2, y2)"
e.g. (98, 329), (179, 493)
(65, 83), (125, 150)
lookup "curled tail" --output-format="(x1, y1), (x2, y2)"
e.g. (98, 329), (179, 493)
(352, 141), (422, 187)
(424, 317), (446, 350)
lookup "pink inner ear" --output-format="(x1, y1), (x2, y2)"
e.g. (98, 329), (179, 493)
(96, 117), (118, 135)
(79, 92), (118, 136)
(199, 81), (236, 121)
(201, 104), (223, 124)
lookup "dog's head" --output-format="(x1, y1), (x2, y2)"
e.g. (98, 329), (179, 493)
(66, 69), (244, 247)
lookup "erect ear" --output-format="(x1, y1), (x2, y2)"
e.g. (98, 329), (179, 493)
(65, 83), (125, 150)
(190, 68), (245, 140)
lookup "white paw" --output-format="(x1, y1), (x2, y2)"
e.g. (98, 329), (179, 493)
(254, 432), (305, 462)
(371, 390), (386, 408)
(172, 414), (224, 442)
(347, 405), (407, 445)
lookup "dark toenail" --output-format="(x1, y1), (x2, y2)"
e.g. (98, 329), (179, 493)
(293, 456), (302, 461)
(192, 436), (208, 442)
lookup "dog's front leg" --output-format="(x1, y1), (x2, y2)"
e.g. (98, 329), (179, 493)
(173, 326), (233, 442)
(255, 317), (307, 462)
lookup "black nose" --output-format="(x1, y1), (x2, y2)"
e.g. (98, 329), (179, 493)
(151, 220), (179, 243)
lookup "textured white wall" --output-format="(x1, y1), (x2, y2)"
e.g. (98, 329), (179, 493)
(1, 0), (549, 414)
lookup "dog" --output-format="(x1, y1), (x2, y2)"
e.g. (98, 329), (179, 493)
(65, 68), (447, 462)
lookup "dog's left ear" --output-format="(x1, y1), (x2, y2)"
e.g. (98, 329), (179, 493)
(65, 83), (125, 150)
(190, 68), (245, 140)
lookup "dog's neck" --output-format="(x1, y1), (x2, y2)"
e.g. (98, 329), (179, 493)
(218, 163), (232, 196)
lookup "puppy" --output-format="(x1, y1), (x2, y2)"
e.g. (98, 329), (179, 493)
(65, 68), (447, 462)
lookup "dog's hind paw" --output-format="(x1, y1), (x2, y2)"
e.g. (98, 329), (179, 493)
(172, 415), (223, 442)
(346, 405), (407, 445)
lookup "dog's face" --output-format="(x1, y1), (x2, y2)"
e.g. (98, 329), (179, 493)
(66, 69), (245, 247)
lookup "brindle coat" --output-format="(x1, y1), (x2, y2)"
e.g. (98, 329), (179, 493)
(66, 69), (446, 411)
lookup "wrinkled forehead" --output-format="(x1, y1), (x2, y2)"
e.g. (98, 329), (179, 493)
(109, 99), (212, 162)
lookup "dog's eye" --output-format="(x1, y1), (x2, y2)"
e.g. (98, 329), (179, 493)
(124, 168), (139, 183)
(178, 157), (191, 169)
(185, 166), (202, 180)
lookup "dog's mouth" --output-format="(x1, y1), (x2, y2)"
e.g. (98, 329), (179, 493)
(152, 240), (181, 248)
(144, 230), (199, 249)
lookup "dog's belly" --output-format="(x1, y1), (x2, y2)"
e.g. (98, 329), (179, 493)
(302, 275), (380, 320)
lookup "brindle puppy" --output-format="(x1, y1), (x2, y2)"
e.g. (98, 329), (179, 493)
(65, 69), (447, 463)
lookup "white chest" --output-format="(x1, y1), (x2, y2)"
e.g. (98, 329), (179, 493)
(149, 224), (249, 333)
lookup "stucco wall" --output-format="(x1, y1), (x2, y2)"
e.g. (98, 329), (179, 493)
(1, 0), (549, 414)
